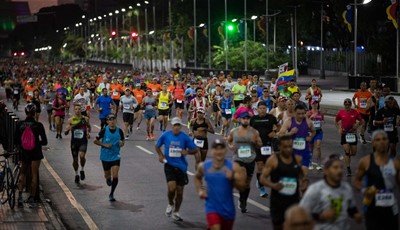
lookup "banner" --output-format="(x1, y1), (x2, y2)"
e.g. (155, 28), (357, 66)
(278, 63), (289, 75)
(342, 5), (353, 33)
(277, 69), (295, 91)
(386, 0), (398, 29)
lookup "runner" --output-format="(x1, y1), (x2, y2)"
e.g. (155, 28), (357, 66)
(119, 88), (138, 139)
(218, 88), (234, 137)
(210, 84), (223, 128)
(226, 111), (263, 213)
(291, 92), (308, 111)
(73, 85), (91, 117)
(373, 96), (400, 158)
(132, 83), (145, 130)
(64, 104), (91, 184)
(231, 78), (247, 108)
(335, 98), (364, 176)
(95, 88), (115, 130)
(287, 80), (301, 97)
(258, 87), (274, 112)
(53, 92), (68, 139)
(353, 130), (400, 230)
(31, 90), (42, 121)
(143, 88), (157, 140)
(11, 79), (22, 111)
(270, 97), (287, 125)
(278, 83), (292, 99)
(189, 107), (215, 164)
(194, 139), (246, 230)
(352, 82), (373, 143)
(260, 135), (307, 230)
(156, 83), (173, 132)
(172, 79), (186, 120)
(189, 87), (209, 120)
(300, 154), (362, 229)
(184, 81), (197, 126)
(110, 78), (123, 116)
(155, 117), (199, 221)
(94, 114), (125, 201)
(250, 101), (279, 198)
(307, 100), (324, 170)
(233, 96), (254, 124)
(25, 78), (37, 102)
(305, 79), (322, 110)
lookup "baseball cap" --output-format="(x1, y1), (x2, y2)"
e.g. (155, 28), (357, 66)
(125, 88), (131, 92)
(171, 117), (183, 126)
(135, 84), (141, 87)
(197, 107), (205, 113)
(239, 111), (251, 119)
(107, 114), (116, 120)
(343, 98), (352, 104)
(212, 77), (217, 80)
(278, 97), (287, 102)
(385, 96), (395, 102)
(28, 78), (34, 82)
(211, 139), (226, 148)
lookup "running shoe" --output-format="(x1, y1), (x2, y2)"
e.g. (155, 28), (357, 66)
(80, 170), (85, 181)
(315, 164), (322, 171)
(150, 133), (155, 140)
(259, 186), (268, 198)
(108, 194), (116, 202)
(172, 212), (183, 221)
(146, 135), (151, 141)
(136, 126), (140, 130)
(308, 163), (314, 170)
(75, 175), (80, 184)
(165, 204), (174, 217)
(238, 199), (248, 213)
(106, 178), (112, 186)
(125, 135), (129, 140)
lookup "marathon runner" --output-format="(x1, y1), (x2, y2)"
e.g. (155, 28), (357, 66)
(218, 88), (234, 137)
(110, 78), (123, 116)
(95, 88), (115, 130)
(210, 84), (223, 128)
(305, 79), (322, 110)
(73, 85), (91, 117)
(11, 79), (22, 111)
(132, 83), (145, 130)
(352, 82), (373, 143)
(232, 78), (247, 108)
(53, 92), (68, 139)
(43, 84), (57, 131)
(119, 88), (138, 139)
(307, 100), (324, 170)
(172, 78), (186, 120)
(64, 104), (91, 184)
(156, 83), (173, 132)
(143, 88), (157, 140)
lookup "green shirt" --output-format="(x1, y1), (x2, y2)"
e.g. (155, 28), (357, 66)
(232, 84), (246, 101)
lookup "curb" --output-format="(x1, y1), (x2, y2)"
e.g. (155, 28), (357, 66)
(39, 185), (67, 230)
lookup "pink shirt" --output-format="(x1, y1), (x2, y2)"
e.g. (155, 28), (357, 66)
(234, 107), (254, 119)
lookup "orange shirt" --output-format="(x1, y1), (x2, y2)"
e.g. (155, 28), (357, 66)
(96, 77), (103, 85)
(167, 85), (175, 94)
(133, 88), (146, 104)
(110, 84), (123, 100)
(173, 85), (186, 101)
(147, 83), (162, 96)
(353, 90), (373, 115)
(25, 85), (37, 101)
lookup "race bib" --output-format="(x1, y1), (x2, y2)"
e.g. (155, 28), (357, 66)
(153, 92), (159, 96)
(375, 190), (395, 207)
(261, 146), (272, 156)
(225, 109), (232, 114)
(123, 104), (131, 110)
(313, 120), (321, 128)
(113, 91), (119, 96)
(312, 96), (319, 102)
(384, 123), (394, 132)
(238, 145), (251, 158)
(194, 139), (204, 148)
(169, 147), (182, 157)
(177, 99), (183, 103)
(345, 133), (356, 143)
(28, 91), (33, 97)
(360, 98), (367, 108)
(160, 102), (167, 109)
(73, 129), (84, 139)
(279, 177), (298, 196)
(293, 138), (306, 150)
(238, 94), (244, 99)
(13, 89), (19, 94)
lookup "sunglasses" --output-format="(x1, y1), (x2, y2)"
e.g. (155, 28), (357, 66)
(107, 117), (116, 120)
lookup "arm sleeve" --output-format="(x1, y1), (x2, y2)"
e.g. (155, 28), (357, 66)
(119, 129), (125, 141)
(38, 123), (48, 146)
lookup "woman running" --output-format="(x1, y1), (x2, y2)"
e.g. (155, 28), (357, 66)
(52, 92), (68, 139)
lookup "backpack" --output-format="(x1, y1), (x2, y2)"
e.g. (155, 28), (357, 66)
(21, 124), (35, 151)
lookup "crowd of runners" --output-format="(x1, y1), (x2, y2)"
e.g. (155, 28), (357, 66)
(0, 59), (399, 230)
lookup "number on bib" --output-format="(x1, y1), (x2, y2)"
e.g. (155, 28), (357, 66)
(261, 146), (272, 156)
(28, 91), (33, 97)
(313, 120), (321, 129)
(13, 90), (19, 94)
(113, 91), (119, 96)
(225, 109), (232, 114)
(73, 130), (84, 139)
(238, 94), (244, 99)
(160, 102), (167, 109)
(279, 177), (298, 196)
(238, 146), (251, 158)
(169, 147), (182, 157)
(194, 139), (204, 148)
(384, 123), (394, 132)
(375, 190), (395, 207)
(123, 104), (131, 110)
(177, 99), (183, 103)
(293, 138), (306, 150)
(345, 133), (356, 143)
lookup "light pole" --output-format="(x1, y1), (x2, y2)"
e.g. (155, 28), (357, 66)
(266, 0), (269, 74)
(320, 2), (325, 79)
(135, 6), (141, 53)
(208, 0), (211, 69)
(244, 0), (248, 71)
(194, 0), (197, 68)
(170, 0), (173, 70)
(224, 0), (228, 70)
(115, 10), (119, 50)
(251, 15), (257, 42)
(352, 0), (372, 76)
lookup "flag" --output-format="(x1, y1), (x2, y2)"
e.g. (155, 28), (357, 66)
(342, 5), (353, 33)
(277, 69), (295, 91)
(218, 25), (225, 40)
(386, 0), (398, 29)
(258, 16), (266, 34)
(187, 26), (194, 40)
(278, 63), (289, 75)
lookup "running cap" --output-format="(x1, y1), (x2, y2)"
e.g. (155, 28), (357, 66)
(171, 117), (183, 126)
(211, 139), (226, 148)
(239, 111), (251, 118)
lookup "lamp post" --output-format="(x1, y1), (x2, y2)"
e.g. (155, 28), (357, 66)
(153, 1), (157, 72)
(244, 0), (248, 71)
(115, 10), (119, 50)
(251, 15), (257, 42)
(194, 0), (197, 68)
(208, 0), (211, 69)
(320, 2), (325, 79)
(224, 0), (228, 70)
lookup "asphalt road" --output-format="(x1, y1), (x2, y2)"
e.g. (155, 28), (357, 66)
(6, 99), (397, 230)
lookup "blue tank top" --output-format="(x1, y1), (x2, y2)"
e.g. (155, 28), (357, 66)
(100, 126), (122, 162)
(221, 96), (232, 110)
(259, 95), (272, 111)
(289, 117), (310, 154)
(204, 159), (235, 220)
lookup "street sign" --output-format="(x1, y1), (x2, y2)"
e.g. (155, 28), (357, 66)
(17, 15), (38, 23)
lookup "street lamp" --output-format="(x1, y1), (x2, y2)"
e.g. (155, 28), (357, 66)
(251, 15), (257, 42)
(352, 0), (372, 76)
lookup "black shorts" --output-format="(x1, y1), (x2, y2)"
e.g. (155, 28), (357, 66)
(101, 160), (121, 171)
(20, 150), (44, 162)
(13, 94), (20, 101)
(235, 161), (255, 179)
(47, 109), (53, 114)
(212, 104), (219, 113)
(123, 112), (134, 124)
(270, 197), (300, 225)
(113, 99), (120, 107)
(158, 109), (169, 116)
(341, 133), (358, 146)
(164, 163), (188, 186)
(193, 137), (208, 151)
(360, 114), (370, 124)
(255, 149), (270, 163)
(175, 100), (184, 109)
(234, 100), (243, 108)
(71, 142), (88, 157)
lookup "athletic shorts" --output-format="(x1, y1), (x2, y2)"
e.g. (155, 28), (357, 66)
(144, 109), (156, 120)
(365, 207), (398, 230)
(123, 112), (134, 124)
(235, 161), (255, 179)
(360, 113), (370, 123)
(270, 196), (300, 226)
(101, 160), (121, 171)
(310, 131), (323, 144)
(234, 100), (243, 108)
(221, 112), (232, 120)
(206, 213), (234, 230)
(175, 100), (184, 109)
(164, 163), (188, 186)
(113, 99), (120, 108)
(293, 150), (311, 167)
(212, 104), (219, 113)
(255, 149), (271, 163)
(341, 133), (358, 146)
(158, 109), (169, 116)
(47, 109), (53, 114)
(71, 142), (88, 157)
(193, 137), (208, 150)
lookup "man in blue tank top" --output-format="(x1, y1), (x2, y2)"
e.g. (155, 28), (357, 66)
(194, 139), (246, 230)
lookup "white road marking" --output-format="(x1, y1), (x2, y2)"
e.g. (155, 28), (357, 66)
(42, 158), (99, 230)
(186, 171), (195, 176)
(136, 145), (154, 155)
(94, 125), (101, 130)
(233, 193), (270, 212)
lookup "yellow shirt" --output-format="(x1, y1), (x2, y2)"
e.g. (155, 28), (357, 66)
(158, 92), (170, 110)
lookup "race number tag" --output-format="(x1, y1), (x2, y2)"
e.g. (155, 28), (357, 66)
(238, 94), (244, 99)
(279, 177), (298, 196)
(345, 133), (356, 143)
(238, 146), (251, 158)
(312, 96), (319, 102)
(293, 138), (306, 150)
(261, 146), (272, 156)
(313, 120), (321, 128)
(169, 147), (182, 157)
(123, 104), (131, 110)
(28, 91), (33, 97)
(160, 102), (167, 109)
(73, 130), (84, 139)
(13, 90), (19, 94)
(375, 190), (395, 207)
(153, 92), (159, 96)
(177, 99), (183, 103)
(194, 139), (204, 148)
(113, 91), (118, 96)
(384, 123), (394, 132)
(360, 98), (367, 108)
(225, 109), (232, 114)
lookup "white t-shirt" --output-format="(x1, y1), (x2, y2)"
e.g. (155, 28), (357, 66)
(74, 93), (90, 112)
